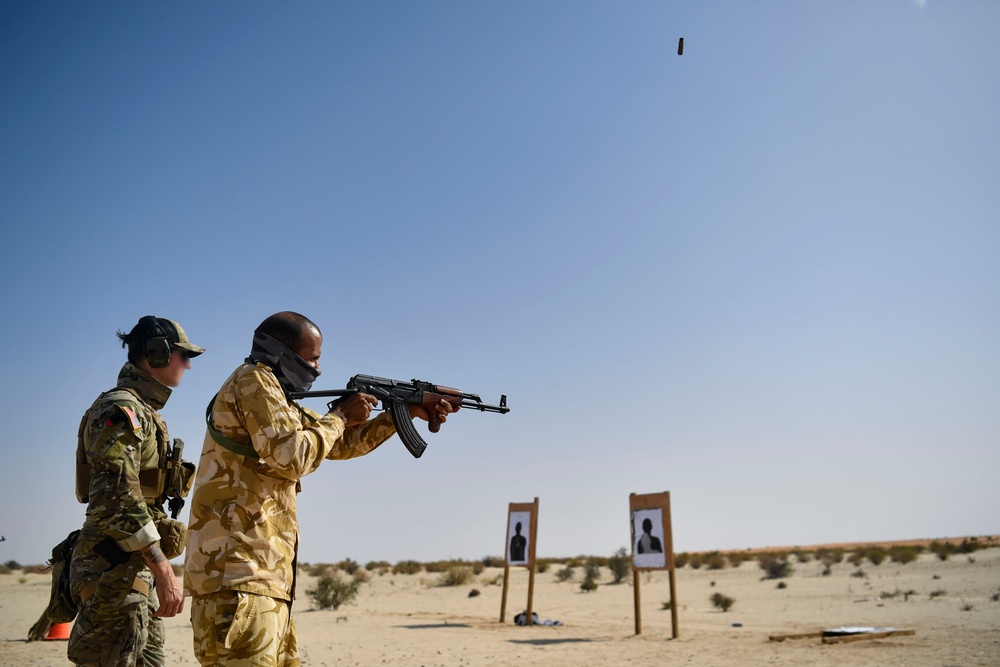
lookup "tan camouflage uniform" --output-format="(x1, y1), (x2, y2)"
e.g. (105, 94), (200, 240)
(68, 363), (173, 667)
(184, 362), (397, 666)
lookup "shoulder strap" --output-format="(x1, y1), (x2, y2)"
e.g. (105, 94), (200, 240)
(205, 394), (260, 460)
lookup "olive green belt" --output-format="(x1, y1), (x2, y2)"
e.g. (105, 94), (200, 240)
(80, 577), (151, 605)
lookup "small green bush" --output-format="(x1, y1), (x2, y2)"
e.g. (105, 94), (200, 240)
(710, 592), (735, 612)
(608, 547), (631, 584)
(580, 578), (598, 593)
(866, 547), (887, 566)
(889, 546), (920, 564)
(307, 575), (360, 611)
(758, 555), (794, 579)
(583, 559), (602, 582)
(555, 566), (575, 583)
(706, 552), (727, 570)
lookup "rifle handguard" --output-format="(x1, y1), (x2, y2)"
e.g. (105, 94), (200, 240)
(386, 400), (428, 458)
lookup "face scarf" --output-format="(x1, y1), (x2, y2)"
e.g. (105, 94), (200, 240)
(246, 331), (321, 395)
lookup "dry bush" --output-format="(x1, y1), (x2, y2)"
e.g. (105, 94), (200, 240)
(365, 560), (391, 572)
(674, 553), (690, 568)
(580, 578), (598, 592)
(437, 566), (474, 587)
(792, 550), (813, 563)
(392, 560), (423, 575)
(889, 545), (921, 564)
(481, 555), (504, 568)
(535, 559), (551, 574)
(336, 558), (360, 575)
(710, 592), (735, 612)
(352, 568), (372, 584)
(865, 547), (888, 566)
(930, 541), (953, 561)
(555, 566), (575, 583)
(608, 547), (631, 583)
(705, 552), (727, 570)
(758, 553), (794, 579)
(726, 552), (751, 568)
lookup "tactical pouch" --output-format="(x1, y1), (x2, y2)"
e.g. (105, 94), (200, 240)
(171, 461), (196, 498)
(156, 517), (188, 560)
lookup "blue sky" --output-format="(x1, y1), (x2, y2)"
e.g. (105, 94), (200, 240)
(1, 1), (997, 567)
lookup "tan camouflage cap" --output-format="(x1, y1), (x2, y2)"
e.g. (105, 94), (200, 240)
(160, 318), (205, 357)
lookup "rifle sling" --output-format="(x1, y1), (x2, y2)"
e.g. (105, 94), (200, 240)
(204, 393), (318, 461)
(205, 394), (260, 460)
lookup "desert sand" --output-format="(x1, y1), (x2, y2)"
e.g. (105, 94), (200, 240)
(2, 546), (998, 666)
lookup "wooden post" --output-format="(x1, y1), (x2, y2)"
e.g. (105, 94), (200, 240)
(499, 563), (510, 622)
(633, 568), (642, 635)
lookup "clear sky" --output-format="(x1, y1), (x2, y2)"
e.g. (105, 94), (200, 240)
(1, 1), (997, 567)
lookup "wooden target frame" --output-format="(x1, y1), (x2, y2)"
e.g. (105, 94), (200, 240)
(630, 491), (678, 637)
(499, 497), (538, 625)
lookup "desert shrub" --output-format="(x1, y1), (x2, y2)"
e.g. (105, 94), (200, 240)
(4, 560), (22, 570)
(710, 592), (735, 612)
(583, 558), (602, 582)
(956, 539), (982, 554)
(889, 545), (920, 564)
(929, 589), (946, 599)
(608, 548), (631, 584)
(438, 566), (475, 587)
(847, 550), (865, 566)
(536, 559), (551, 574)
(307, 575), (360, 611)
(365, 560), (391, 572)
(792, 550), (812, 564)
(0, 565), (13, 575)
(580, 578), (598, 593)
(930, 541), (954, 561)
(336, 558), (360, 575)
(758, 554), (794, 580)
(726, 552), (751, 567)
(865, 547), (888, 566)
(468, 588), (480, 598)
(989, 591), (999, 602)
(851, 569), (866, 578)
(352, 569), (371, 584)
(481, 555), (504, 568)
(674, 553), (689, 568)
(776, 581), (787, 589)
(481, 573), (502, 586)
(705, 552), (727, 570)
(392, 560), (423, 575)
(566, 557), (583, 568)
(555, 566), (575, 583)
(960, 601), (974, 611)
(687, 553), (704, 570)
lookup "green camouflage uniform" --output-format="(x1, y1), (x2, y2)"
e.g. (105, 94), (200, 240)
(184, 362), (397, 666)
(68, 363), (174, 667)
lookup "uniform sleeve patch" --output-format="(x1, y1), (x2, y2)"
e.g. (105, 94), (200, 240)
(120, 406), (140, 431)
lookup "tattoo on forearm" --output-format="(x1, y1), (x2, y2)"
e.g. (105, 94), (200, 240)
(142, 543), (167, 564)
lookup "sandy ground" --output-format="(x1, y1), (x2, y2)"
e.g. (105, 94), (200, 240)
(2, 548), (998, 666)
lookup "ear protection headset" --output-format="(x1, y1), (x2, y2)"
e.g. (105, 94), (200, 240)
(138, 316), (173, 368)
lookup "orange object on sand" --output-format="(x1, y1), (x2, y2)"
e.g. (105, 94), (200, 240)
(44, 622), (71, 640)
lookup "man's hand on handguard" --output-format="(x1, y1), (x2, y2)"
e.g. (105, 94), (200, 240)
(329, 392), (378, 427)
(408, 398), (459, 424)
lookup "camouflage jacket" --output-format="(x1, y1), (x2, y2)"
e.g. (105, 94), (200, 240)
(71, 363), (172, 593)
(184, 362), (397, 601)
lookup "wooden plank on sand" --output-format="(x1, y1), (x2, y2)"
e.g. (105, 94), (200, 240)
(821, 629), (915, 644)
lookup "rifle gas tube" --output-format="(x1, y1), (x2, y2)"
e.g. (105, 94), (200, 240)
(289, 374), (509, 458)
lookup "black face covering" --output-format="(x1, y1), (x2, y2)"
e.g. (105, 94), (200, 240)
(246, 331), (321, 395)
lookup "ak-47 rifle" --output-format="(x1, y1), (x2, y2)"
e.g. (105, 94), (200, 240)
(289, 374), (509, 458)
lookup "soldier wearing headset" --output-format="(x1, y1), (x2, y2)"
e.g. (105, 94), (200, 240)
(68, 316), (203, 667)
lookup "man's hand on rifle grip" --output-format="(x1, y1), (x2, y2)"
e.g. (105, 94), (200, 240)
(329, 392), (378, 427)
(408, 397), (460, 432)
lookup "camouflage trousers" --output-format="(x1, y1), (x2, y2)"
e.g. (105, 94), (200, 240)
(67, 588), (164, 667)
(191, 591), (299, 667)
